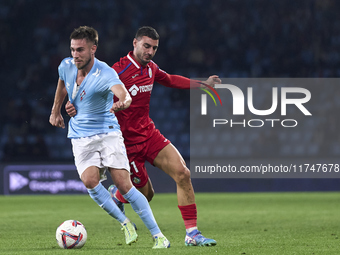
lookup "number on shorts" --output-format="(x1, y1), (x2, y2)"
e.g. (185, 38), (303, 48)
(130, 161), (139, 173)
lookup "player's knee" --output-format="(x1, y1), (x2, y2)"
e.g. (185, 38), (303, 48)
(82, 177), (99, 189)
(115, 181), (133, 195)
(81, 168), (101, 189)
(173, 166), (191, 184)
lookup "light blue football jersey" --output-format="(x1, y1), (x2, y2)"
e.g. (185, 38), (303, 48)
(58, 57), (124, 138)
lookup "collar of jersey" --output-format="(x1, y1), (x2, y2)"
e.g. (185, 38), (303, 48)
(127, 51), (150, 69)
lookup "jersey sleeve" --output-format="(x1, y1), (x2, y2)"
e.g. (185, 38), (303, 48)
(108, 68), (124, 87)
(154, 67), (201, 89)
(98, 67), (124, 93)
(58, 59), (68, 81)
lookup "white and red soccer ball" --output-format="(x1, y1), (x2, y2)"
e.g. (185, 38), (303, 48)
(56, 220), (87, 249)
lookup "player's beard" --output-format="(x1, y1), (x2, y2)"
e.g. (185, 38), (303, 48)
(77, 56), (92, 70)
(137, 52), (152, 66)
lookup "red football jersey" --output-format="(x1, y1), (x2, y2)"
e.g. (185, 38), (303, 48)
(112, 52), (194, 145)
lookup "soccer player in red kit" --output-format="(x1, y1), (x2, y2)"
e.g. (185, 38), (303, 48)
(66, 26), (220, 246)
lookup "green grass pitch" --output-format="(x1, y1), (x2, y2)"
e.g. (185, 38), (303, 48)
(0, 192), (339, 254)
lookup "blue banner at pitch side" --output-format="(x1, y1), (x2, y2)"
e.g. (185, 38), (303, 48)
(3, 165), (87, 195)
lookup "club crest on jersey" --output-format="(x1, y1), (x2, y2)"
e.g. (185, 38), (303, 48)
(133, 177), (141, 184)
(148, 68), (152, 78)
(80, 90), (86, 101)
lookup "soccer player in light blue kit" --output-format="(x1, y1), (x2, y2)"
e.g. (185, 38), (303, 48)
(49, 26), (170, 249)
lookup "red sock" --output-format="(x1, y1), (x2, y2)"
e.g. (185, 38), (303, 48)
(178, 203), (197, 229)
(115, 189), (129, 203)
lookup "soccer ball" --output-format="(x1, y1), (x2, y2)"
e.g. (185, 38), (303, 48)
(56, 220), (87, 249)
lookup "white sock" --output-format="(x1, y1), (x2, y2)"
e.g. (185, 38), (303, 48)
(186, 227), (198, 233)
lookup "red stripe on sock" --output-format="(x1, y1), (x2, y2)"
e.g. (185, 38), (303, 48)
(178, 203), (197, 229)
(115, 190), (129, 203)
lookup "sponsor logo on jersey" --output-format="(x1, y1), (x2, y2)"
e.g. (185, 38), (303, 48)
(132, 74), (139, 78)
(129, 84), (153, 96)
(129, 84), (139, 96)
(140, 84), (153, 93)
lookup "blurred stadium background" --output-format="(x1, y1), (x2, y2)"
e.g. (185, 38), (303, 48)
(1, 0), (340, 194)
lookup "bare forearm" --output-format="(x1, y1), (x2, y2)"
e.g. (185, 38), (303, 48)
(51, 79), (67, 114)
(110, 84), (132, 112)
(49, 78), (67, 129)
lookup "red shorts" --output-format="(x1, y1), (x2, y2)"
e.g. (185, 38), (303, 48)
(125, 128), (171, 188)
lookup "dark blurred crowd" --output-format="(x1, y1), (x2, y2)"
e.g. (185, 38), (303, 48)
(1, 0), (340, 162)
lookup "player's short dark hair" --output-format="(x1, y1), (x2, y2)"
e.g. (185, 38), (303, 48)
(135, 26), (159, 40)
(70, 26), (98, 46)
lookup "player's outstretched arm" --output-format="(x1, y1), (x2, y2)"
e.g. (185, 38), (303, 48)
(156, 72), (221, 90)
(110, 84), (132, 113)
(49, 78), (67, 129)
